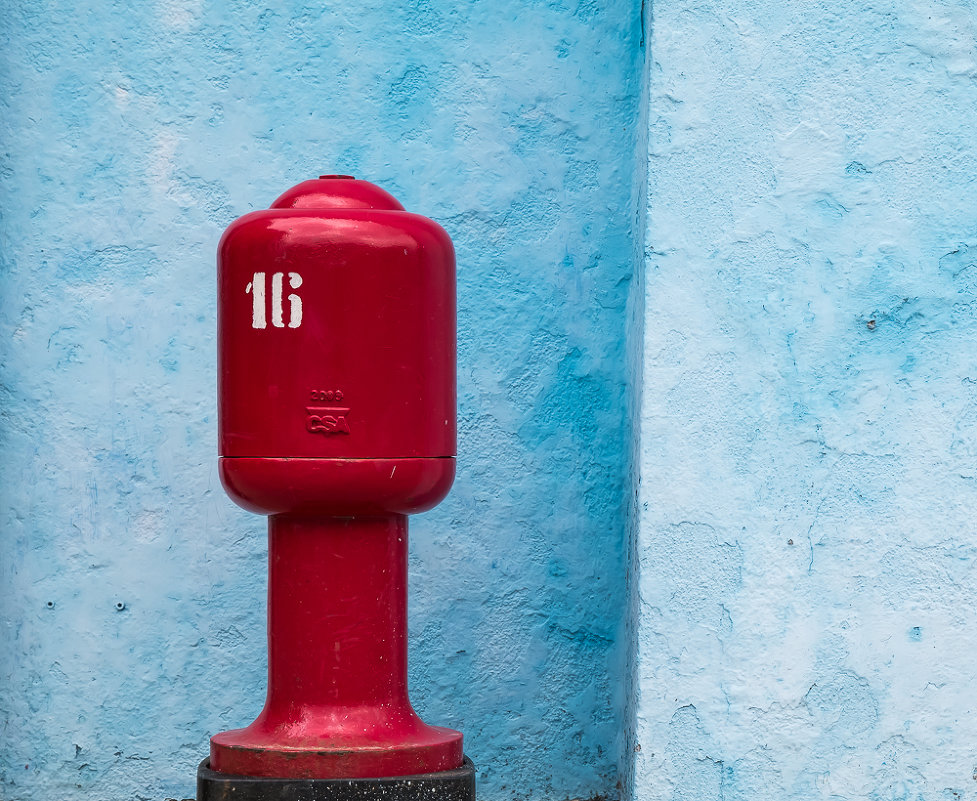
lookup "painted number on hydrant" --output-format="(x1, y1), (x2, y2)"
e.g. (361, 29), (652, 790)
(246, 271), (303, 329)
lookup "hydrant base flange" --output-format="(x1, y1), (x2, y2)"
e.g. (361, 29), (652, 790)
(196, 756), (476, 801)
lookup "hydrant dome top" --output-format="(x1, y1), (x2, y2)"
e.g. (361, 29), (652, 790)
(270, 176), (406, 212)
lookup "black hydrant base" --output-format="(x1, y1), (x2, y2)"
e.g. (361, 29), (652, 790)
(196, 757), (476, 801)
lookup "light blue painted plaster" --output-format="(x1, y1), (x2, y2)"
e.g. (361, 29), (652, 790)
(0, 2), (641, 799)
(634, 1), (977, 799)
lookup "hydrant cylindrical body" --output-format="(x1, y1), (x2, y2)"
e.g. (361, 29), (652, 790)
(219, 176), (456, 475)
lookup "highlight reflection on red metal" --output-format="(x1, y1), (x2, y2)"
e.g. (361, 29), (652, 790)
(210, 177), (461, 779)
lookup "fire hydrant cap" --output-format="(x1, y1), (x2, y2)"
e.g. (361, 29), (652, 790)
(270, 176), (406, 211)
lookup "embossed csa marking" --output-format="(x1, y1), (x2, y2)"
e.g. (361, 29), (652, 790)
(306, 390), (350, 435)
(306, 407), (351, 435)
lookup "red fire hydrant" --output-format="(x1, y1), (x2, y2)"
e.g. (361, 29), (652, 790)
(197, 176), (473, 800)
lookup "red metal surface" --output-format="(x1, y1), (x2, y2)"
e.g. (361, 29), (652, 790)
(209, 515), (463, 778)
(218, 182), (455, 460)
(211, 177), (462, 779)
(219, 457), (455, 517)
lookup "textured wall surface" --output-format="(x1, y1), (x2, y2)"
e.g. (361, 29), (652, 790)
(634, 0), (977, 798)
(0, 2), (641, 799)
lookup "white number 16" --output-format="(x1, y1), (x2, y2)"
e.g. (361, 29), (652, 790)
(246, 271), (303, 329)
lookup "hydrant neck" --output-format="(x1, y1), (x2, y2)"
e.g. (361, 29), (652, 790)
(265, 513), (410, 710)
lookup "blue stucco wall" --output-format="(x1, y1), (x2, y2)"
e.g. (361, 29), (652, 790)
(634, 1), (977, 798)
(0, 2), (641, 799)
